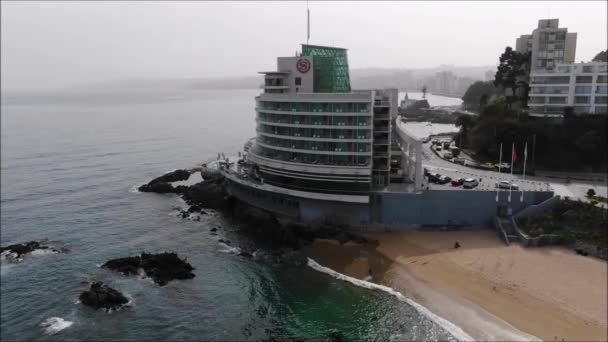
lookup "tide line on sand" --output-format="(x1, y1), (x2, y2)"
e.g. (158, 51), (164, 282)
(307, 257), (474, 342)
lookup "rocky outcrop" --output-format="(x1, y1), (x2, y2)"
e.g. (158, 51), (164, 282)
(149, 169), (191, 184)
(138, 182), (177, 193)
(137, 169), (191, 193)
(79, 282), (129, 310)
(102, 252), (195, 286)
(181, 178), (227, 209)
(138, 168), (228, 210)
(1, 239), (66, 262)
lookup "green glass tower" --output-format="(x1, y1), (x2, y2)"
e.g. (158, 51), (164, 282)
(301, 44), (351, 93)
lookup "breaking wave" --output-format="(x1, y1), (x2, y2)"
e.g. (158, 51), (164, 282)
(39, 317), (73, 335)
(307, 258), (473, 342)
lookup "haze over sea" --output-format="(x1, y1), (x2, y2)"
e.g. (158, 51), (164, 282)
(1, 85), (462, 341)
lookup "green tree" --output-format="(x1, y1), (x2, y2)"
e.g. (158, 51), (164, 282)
(494, 47), (530, 107)
(455, 114), (476, 147)
(461, 81), (497, 110)
(592, 50), (607, 62)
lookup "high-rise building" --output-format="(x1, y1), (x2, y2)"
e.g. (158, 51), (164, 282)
(516, 19), (577, 72)
(528, 61), (608, 116)
(252, 44), (399, 193)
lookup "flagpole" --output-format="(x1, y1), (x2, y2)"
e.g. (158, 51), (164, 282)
(509, 142), (515, 202)
(521, 142), (528, 202)
(306, 1), (310, 44)
(496, 142), (502, 202)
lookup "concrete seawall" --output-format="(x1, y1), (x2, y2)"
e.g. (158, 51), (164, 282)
(225, 174), (554, 231)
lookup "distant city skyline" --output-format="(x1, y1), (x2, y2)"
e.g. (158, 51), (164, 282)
(1, 1), (606, 91)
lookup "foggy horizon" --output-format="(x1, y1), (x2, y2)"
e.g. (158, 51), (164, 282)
(2, 1), (607, 92)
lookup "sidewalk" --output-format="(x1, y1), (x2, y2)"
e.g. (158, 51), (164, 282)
(534, 170), (607, 182)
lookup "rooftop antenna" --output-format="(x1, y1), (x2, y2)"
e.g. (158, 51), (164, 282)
(307, 0), (310, 44)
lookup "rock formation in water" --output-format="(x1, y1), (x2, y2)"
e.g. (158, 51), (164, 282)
(79, 282), (129, 310)
(1, 239), (66, 262)
(138, 168), (228, 210)
(181, 177), (227, 209)
(138, 169), (191, 193)
(102, 252), (195, 286)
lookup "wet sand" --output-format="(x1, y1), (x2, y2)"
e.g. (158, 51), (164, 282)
(306, 230), (607, 341)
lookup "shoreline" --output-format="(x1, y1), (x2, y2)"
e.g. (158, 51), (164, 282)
(305, 230), (607, 341)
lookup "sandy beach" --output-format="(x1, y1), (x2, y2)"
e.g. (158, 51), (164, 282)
(307, 230), (607, 341)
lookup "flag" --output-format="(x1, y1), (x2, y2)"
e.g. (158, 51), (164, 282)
(512, 150), (518, 162)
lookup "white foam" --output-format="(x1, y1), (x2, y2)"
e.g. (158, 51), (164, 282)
(39, 317), (73, 335)
(129, 184), (142, 193)
(31, 248), (59, 256)
(218, 242), (241, 255)
(307, 258), (474, 342)
(1, 251), (22, 263)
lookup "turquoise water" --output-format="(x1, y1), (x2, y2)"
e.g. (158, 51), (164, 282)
(1, 87), (457, 341)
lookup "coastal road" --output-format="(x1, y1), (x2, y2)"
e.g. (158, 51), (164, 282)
(420, 141), (607, 199)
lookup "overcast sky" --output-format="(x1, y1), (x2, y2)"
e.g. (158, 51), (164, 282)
(1, 1), (606, 91)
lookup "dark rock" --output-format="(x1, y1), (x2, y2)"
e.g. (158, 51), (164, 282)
(181, 178), (227, 209)
(102, 252), (195, 286)
(138, 169), (192, 193)
(454, 241), (461, 249)
(218, 239), (231, 245)
(180, 210), (190, 219)
(239, 250), (254, 258)
(101, 255), (141, 275)
(174, 185), (189, 194)
(210, 227), (218, 232)
(191, 216), (201, 222)
(1, 240), (64, 260)
(139, 252), (195, 286)
(149, 169), (190, 184)
(1, 241), (42, 257)
(79, 282), (129, 310)
(188, 205), (202, 213)
(138, 182), (176, 193)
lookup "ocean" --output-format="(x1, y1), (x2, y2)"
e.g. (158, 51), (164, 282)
(1, 86), (462, 341)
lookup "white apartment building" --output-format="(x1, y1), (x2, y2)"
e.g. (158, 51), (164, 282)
(528, 62), (608, 116)
(516, 19), (577, 72)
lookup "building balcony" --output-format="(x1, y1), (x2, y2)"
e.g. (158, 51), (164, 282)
(256, 142), (372, 156)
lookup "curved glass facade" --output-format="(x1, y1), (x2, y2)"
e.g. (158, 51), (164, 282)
(252, 144), (370, 166)
(252, 98), (373, 171)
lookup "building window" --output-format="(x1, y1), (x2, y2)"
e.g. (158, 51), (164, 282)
(582, 66), (595, 73)
(548, 97), (567, 104)
(596, 85), (608, 94)
(575, 86), (592, 94)
(576, 76), (593, 83)
(557, 66), (571, 73)
(596, 75), (608, 84)
(295, 77), (302, 86)
(574, 96), (590, 104)
(595, 96), (608, 104)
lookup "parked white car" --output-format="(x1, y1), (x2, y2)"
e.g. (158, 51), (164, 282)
(463, 178), (479, 189)
(495, 180), (519, 190)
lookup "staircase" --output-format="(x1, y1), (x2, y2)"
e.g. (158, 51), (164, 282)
(499, 217), (519, 242)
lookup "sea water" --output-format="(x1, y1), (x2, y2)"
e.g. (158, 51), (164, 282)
(1, 85), (460, 341)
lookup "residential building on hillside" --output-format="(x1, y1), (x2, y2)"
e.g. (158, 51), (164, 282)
(516, 18), (577, 72)
(528, 61), (608, 116)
